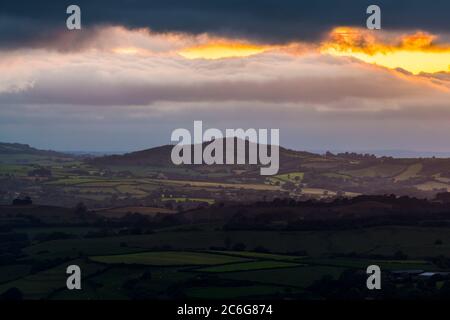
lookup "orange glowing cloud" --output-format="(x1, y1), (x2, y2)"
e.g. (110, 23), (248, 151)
(112, 47), (141, 55)
(61, 25), (450, 75)
(178, 42), (276, 59)
(321, 27), (450, 74)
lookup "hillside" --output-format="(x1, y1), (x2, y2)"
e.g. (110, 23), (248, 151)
(90, 145), (174, 167)
(0, 142), (70, 158)
(88, 140), (450, 197)
(90, 139), (316, 168)
(2, 141), (450, 208)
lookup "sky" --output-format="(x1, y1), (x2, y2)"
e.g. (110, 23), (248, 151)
(1, 1), (450, 152)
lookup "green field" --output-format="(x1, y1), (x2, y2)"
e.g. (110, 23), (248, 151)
(161, 197), (215, 204)
(23, 237), (143, 261)
(220, 266), (345, 288)
(197, 261), (301, 273)
(2, 225), (450, 299)
(302, 258), (435, 271)
(50, 265), (194, 300)
(15, 226), (97, 238)
(208, 250), (303, 261)
(394, 163), (423, 182)
(0, 164), (32, 176)
(23, 226), (450, 262)
(0, 260), (105, 299)
(416, 181), (450, 191)
(13, 224), (449, 300)
(90, 251), (250, 266)
(343, 164), (405, 178)
(268, 172), (304, 185)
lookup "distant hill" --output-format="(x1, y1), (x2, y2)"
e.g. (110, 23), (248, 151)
(311, 149), (450, 158)
(3, 140), (450, 197)
(90, 138), (316, 168)
(90, 144), (174, 167)
(0, 142), (70, 157)
(88, 139), (450, 196)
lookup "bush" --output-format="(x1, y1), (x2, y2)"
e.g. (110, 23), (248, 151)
(232, 242), (246, 251)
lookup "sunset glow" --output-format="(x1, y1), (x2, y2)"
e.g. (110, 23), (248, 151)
(112, 47), (140, 55)
(178, 42), (273, 59)
(321, 27), (450, 74)
(175, 27), (450, 74)
(2, 3), (450, 153)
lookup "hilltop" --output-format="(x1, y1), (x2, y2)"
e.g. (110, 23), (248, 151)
(89, 139), (316, 168)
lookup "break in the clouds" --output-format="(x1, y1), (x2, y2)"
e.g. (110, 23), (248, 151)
(1, 26), (448, 108)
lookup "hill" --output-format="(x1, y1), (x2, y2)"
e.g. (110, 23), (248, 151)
(88, 140), (450, 197)
(90, 144), (174, 167)
(2, 141), (450, 208)
(0, 142), (70, 158)
(90, 139), (315, 167)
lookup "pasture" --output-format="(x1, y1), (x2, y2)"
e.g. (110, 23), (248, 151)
(90, 251), (250, 266)
(196, 261), (301, 273)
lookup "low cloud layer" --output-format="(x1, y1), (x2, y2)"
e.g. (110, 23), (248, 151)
(1, 28), (447, 109)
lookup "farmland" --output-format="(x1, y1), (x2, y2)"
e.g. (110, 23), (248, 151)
(2, 200), (450, 299)
(196, 261), (302, 273)
(2, 142), (450, 300)
(91, 251), (250, 266)
(3, 141), (450, 211)
(2, 213), (450, 300)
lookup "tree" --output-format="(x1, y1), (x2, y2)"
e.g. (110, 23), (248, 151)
(74, 202), (87, 214)
(141, 271), (152, 281)
(232, 242), (246, 251)
(224, 236), (232, 250)
(283, 181), (296, 191)
(440, 281), (450, 298)
(12, 196), (32, 206)
(0, 287), (23, 300)
(254, 245), (270, 253)
(394, 250), (408, 260)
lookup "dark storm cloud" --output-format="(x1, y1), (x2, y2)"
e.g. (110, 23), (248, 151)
(1, 0), (450, 49)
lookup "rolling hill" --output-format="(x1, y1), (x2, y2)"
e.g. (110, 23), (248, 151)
(2, 140), (450, 208)
(88, 139), (450, 197)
